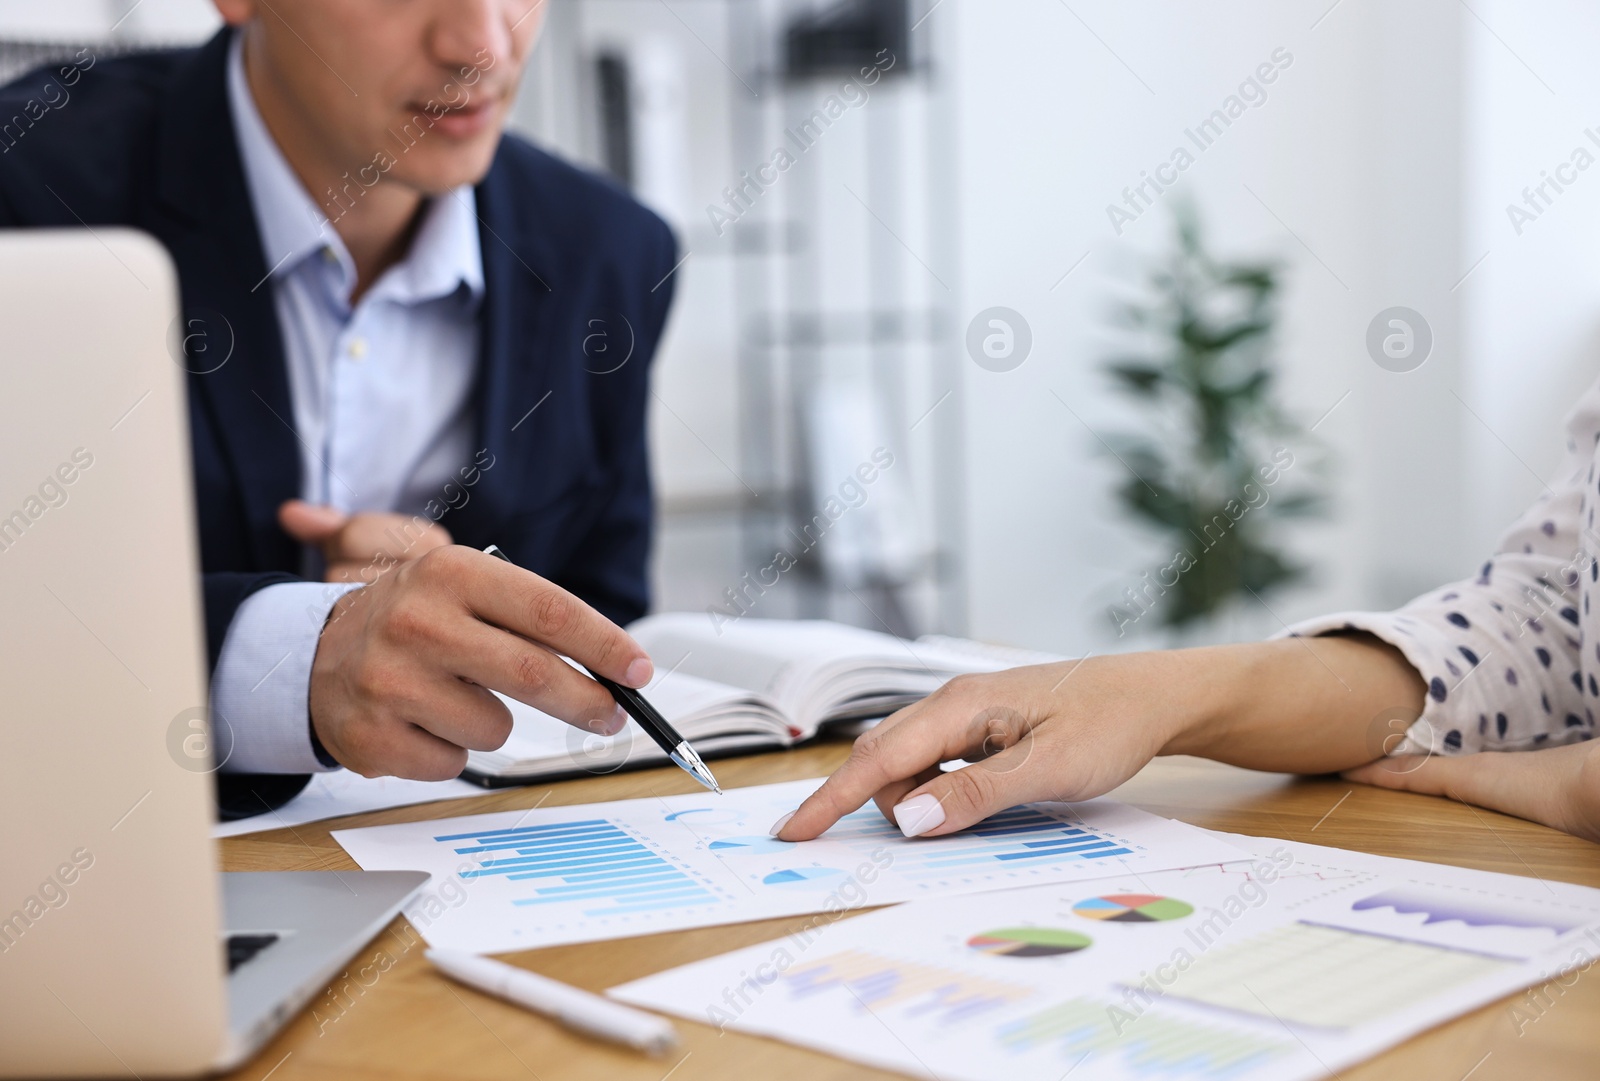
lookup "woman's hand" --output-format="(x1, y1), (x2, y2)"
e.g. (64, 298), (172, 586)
(773, 635), (1426, 842)
(773, 651), (1213, 841)
(1345, 740), (1600, 843)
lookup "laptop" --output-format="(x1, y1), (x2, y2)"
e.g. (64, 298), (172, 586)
(0, 230), (428, 1076)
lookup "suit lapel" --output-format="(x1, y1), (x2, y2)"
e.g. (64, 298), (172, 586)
(450, 151), (567, 559)
(149, 35), (587, 571)
(154, 29), (300, 572)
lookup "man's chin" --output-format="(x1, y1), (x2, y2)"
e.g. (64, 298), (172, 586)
(392, 143), (502, 197)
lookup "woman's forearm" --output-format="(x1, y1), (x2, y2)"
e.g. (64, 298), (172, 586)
(1160, 634), (1427, 774)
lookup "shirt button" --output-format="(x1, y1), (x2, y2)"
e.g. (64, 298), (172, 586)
(346, 337), (367, 361)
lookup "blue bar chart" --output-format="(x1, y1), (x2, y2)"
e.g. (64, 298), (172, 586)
(807, 805), (1137, 882)
(333, 777), (1246, 951)
(443, 818), (719, 917)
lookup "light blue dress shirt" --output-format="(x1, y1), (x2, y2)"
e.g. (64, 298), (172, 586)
(212, 34), (485, 774)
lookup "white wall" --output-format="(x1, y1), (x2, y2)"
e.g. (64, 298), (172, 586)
(934, 0), (1474, 654)
(13, 0), (1580, 655)
(0, 0), (219, 39)
(1461, 0), (1600, 549)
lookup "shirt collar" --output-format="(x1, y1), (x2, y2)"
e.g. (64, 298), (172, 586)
(225, 31), (484, 307)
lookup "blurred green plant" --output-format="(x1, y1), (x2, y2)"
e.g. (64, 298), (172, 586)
(1102, 204), (1323, 631)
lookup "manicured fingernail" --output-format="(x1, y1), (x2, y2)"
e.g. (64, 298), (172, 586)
(625, 657), (653, 687)
(893, 794), (945, 838)
(769, 811), (795, 837)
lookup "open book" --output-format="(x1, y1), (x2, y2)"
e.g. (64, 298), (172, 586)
(462, 614), (1061, 786)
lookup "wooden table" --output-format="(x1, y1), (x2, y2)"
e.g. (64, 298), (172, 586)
(220, 739), (1600, 1081)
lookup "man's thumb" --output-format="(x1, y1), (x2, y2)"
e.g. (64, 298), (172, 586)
(279, 500), (348, 544)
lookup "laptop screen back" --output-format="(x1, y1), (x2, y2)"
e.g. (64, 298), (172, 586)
(0, 229), (227, 1077)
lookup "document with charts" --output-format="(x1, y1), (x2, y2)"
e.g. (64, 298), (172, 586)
(610, 835), (1600, 1081)
(330, 777), (1245, 953)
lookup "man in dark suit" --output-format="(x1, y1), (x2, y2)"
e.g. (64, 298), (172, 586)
(0, 1), (676, 816)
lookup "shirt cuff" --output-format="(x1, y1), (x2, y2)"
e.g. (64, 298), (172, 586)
(212, 580), (363, 774)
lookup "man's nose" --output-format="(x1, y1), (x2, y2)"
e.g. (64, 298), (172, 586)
(428, 0), (513, 77)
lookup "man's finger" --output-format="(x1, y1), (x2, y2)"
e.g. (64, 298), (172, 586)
(402, 674), (516, 753)
(338, 512), (452, 563)
(442, 620), (626, 735)
(279, 500), (348, 544)
(326, 559), (387, 584)
(324, 716), (470, 781)
(437, 548), (652, 687)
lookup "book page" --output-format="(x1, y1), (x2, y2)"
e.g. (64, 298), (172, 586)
(630, 614), (1014, 732)
(467, 669), (789, 779)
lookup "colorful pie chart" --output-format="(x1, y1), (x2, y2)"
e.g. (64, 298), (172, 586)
(1071, 894), (1194, 923)
(967, 927), (1092, 958)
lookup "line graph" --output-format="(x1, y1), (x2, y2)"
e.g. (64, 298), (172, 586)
(1351, 886), (1589, 934)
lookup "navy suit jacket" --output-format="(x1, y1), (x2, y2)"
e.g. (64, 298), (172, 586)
(0, 30), (677, 817)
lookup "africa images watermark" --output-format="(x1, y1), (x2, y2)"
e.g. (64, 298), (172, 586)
(706, 446), (897, 634)
(0, 845), (95, 954)
(1108, 447), (1296, 637)
(305, 446), (498, 634)
(1106, 47), (1293, 236)
(0, 47), (96, 154)
(0, 446), (95, 556)
(311, 856), (483, 1035)
(1504, 128), (1600, 236)
(1507, 925), (1600, 1036)
(1107, 846), (1295, 1035)
(705, 48), (897, 237)
(310, 48), (499, 232)
(705, 847), (895, 1032)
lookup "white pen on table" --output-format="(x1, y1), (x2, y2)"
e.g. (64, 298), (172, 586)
(427, 948), (679, 1055)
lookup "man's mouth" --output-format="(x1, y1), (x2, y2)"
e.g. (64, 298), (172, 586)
(408, 94), (501, 139)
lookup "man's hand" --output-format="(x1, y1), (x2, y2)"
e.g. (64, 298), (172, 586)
(308, 545), (651, 780)
(280, 499), (452, 583)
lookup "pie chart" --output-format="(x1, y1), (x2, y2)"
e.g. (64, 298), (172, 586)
(762, 867), (847, 888)
(664, 807), (744, 827)
(707, 836), (789, 855)
(1071, 894), (1194, 923)
(967, 927), (1092, 958)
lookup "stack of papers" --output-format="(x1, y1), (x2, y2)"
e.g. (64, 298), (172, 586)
(611, 834), (1600, 1080)
(330, 778), (1600, 1080)
(331, 777), (1244, 952)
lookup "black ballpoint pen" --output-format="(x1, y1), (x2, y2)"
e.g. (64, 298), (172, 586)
(482, 544), (722, 795)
